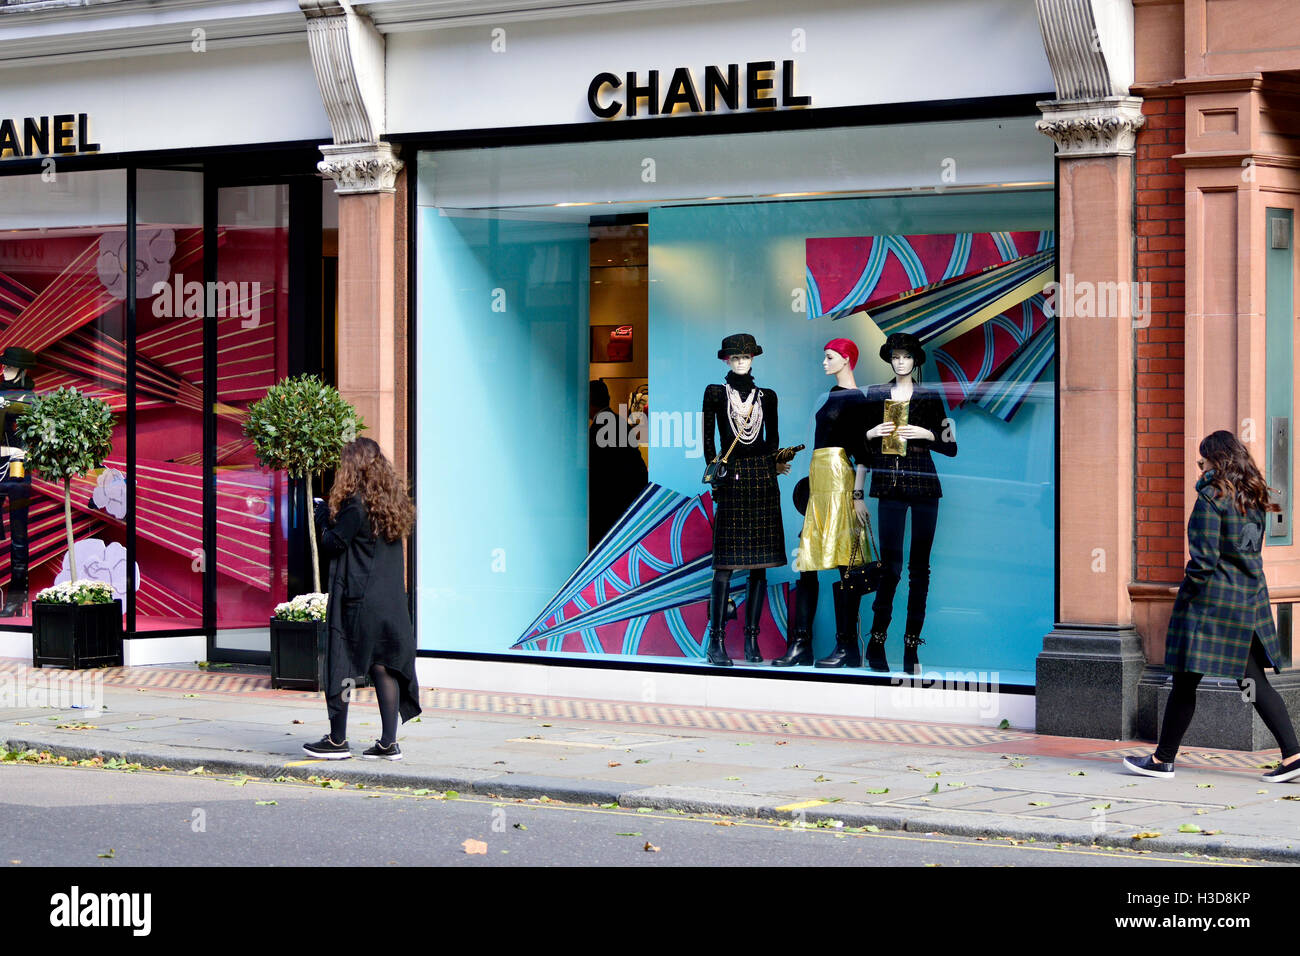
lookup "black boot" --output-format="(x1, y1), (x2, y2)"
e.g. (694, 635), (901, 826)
(742, 572), (767, 663)
(1, 568), (27, 617)
(771, 628), (813, 667)
(903, 632), (925, 675)
(866, 630), (890, 672)
(705, 575), (733, 666)
(816, 582), (862, 668)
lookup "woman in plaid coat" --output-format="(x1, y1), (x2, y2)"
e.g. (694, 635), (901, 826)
(1124, 430), (1300, 781)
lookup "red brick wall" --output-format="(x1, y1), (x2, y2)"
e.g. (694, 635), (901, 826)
(1134, 95), (1186, 583)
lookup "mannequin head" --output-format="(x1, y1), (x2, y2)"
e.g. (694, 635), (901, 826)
(1, 366), (19, 383)
(878, 333), (925, 380)
(889, 349), (915, 378)
(726, 353), (753, 375)
(823, 338), (858, 373)
(822, 349), (847, 376)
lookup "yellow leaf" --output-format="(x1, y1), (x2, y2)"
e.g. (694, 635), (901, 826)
(1131, 831), (1162, 840)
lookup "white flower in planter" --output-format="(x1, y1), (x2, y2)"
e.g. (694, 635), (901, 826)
(53, 538), (140, 601)
(92, 468), (128, 520)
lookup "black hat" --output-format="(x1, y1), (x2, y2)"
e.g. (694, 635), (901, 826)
(718, 333), (763, 360)
(879, 332), (925, 367)
(1, 347), (36, 370)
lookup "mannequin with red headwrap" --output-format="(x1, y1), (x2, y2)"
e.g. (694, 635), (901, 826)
(774, 338), (870, 668)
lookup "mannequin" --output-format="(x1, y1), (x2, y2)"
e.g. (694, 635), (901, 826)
(863, 332), (957, 674)
(775, 339), (869, 668)
(702, 333), (790, 666)
(0, 347), (37, 617)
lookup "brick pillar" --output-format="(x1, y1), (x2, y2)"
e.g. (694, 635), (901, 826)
(1033, 94), (1148, 739)
(1129, 93), (1188, 697)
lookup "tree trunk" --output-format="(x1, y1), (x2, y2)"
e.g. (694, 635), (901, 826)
(306, 472), (321, 594)
(64, 477), (76, 583)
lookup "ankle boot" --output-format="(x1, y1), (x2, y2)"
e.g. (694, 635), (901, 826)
(816, 582), (862, 668)
(771, 628), (813, 667)
(903, 632), (925, 675)
(743, 626), (763, 663)
(705, 577), (733, 666)
(866, 630), (890, 672)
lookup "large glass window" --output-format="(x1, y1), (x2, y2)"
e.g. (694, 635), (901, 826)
(415, 121), (1055, 681)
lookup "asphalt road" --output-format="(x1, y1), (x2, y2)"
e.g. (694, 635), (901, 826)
(0, 762), (1279, 868)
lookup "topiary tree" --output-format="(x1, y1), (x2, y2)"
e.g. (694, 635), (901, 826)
(243, 375), (365, 594)
(16, 387), (115, 585)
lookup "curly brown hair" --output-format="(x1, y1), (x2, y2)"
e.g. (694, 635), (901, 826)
(327, 437), (416, 541)
(1198, 429), (1280, 516)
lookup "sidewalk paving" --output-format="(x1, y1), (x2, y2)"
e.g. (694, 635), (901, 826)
(3, 658), (1300, 862)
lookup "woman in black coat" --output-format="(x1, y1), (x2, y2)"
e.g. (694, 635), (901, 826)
(303, 437), (421, 761)
(1124, 430), (1300, 781)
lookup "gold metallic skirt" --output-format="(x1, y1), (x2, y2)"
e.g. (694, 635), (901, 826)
(794, 447), (861, 572)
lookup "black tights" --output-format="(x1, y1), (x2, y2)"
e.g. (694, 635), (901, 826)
(325, 664), (402, 746)
(1155, 634), (1300, 763)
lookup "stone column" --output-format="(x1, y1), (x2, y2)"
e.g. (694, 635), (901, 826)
(1032, 0), (1148, 738)
(300, 0), (406, 475)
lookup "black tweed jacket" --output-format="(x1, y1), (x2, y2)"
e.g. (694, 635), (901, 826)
(862, 383), (957, 499)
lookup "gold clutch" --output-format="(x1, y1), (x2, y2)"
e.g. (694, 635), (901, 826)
(882, 400), (909, 456)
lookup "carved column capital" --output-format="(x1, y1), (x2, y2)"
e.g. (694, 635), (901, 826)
(318, 142), (403, 195)
(1035, 96), (1146, 158)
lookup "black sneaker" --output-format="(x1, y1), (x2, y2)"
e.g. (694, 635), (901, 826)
(302, 736), (352, 760)
(1122, 754), (1174, 778)
(361, 741), (403, 761)
(1261, 757), (1300, 783)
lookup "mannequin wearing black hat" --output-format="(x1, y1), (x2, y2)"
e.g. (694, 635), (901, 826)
(0, 347), (38, 617)
(862, 332), (957, 674)
(776, 339), (870, 668)
(701, 334), (790, 666)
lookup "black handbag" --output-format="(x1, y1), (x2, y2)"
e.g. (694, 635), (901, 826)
(840, 505), (885, 597)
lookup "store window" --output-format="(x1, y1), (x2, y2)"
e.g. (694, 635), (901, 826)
(415, 120), (1054, 680)
(0, 167), (307, 641)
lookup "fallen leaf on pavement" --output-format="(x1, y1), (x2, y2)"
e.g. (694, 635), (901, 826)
(97, 849), (115, 859)
(462, 839), (487, 855)
(713, 821), (735, 827)
(1177, 824), (1201, 833)
(255, 801), (277, 806)
(608, 761), (622, 767)
(1131, 831), (1162, 840)
(644, 842), (660, 852)
(291, 720), (304, 725)
(615, 832), (642, 837)
(186, 766), (205, 775)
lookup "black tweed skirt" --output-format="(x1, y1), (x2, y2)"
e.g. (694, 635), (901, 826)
(711, 455), (786, 570)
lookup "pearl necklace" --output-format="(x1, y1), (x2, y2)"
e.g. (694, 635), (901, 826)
(725, 383), (763, 444)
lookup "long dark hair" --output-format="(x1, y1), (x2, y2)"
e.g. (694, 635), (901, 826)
(1199, 430), (1280, 515)
(327, 437), (416, 541)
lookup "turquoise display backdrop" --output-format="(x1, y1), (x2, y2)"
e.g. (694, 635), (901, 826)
(416, 212), (591, 651)
(647, 193), (1055, 680)
(416, 191), (1054, 682)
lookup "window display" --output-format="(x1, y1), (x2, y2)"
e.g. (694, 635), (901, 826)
(416, 124), (1055, 681)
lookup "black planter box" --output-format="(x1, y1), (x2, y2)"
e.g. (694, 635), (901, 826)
(31, 600), (124, 669)
(270, 618), (329, 691)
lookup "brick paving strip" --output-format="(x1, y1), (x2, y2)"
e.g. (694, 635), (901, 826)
(2, 658), (1299, 861)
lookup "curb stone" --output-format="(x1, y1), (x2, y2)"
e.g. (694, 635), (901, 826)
(6, 734), (1295, 862)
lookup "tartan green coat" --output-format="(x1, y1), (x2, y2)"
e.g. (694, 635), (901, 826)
(1165, 473), (1282, 679)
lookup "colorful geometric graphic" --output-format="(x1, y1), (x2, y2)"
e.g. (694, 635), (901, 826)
(515, 483), (791, 659)
(806, 230), (1056, 421)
